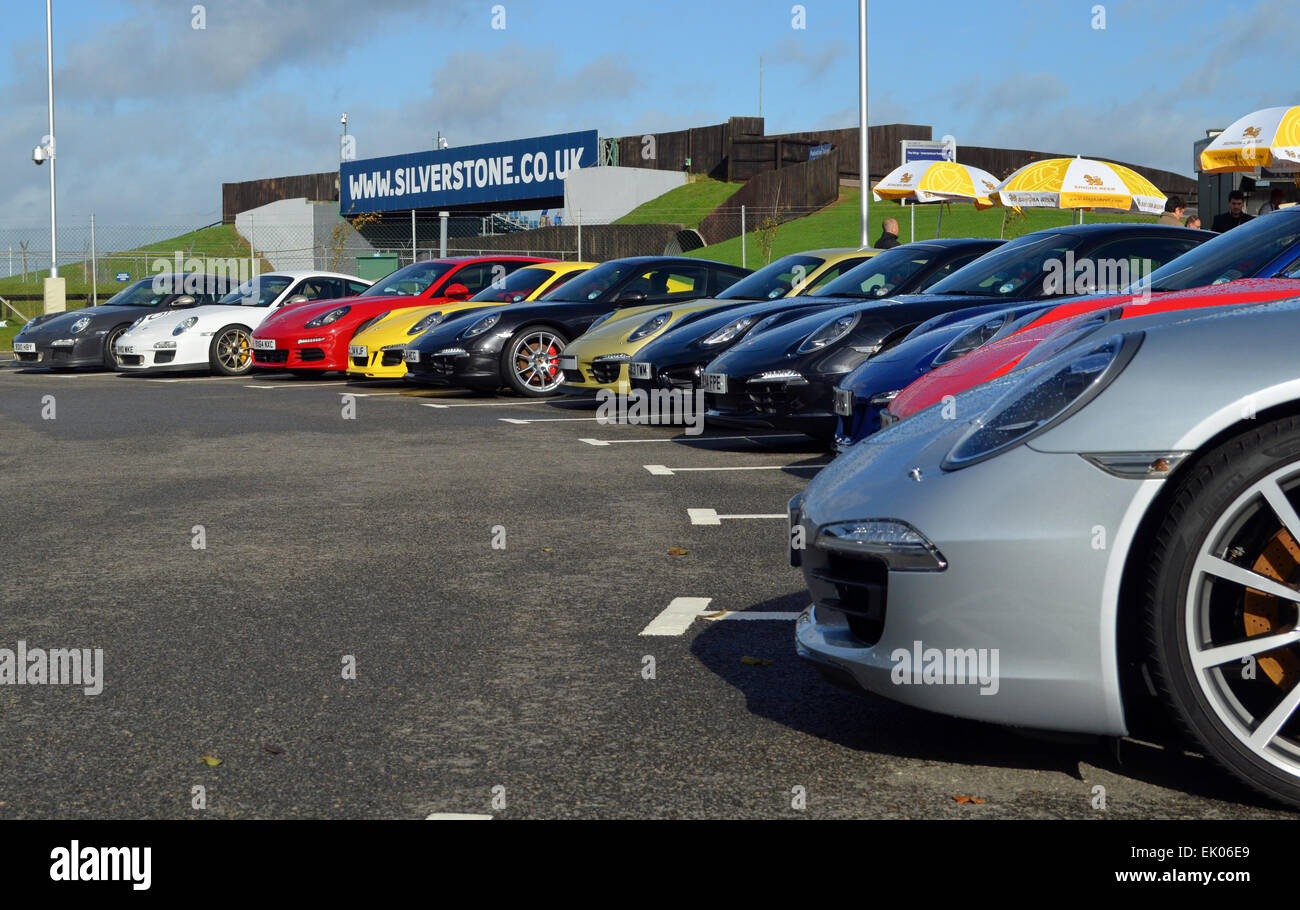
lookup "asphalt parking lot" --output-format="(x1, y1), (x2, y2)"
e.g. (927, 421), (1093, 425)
(0, 363), (1294, 819)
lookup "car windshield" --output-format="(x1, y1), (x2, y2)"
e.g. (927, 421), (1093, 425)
(813, 247), (936, 298)
(717, 254), (827, 300)
(1135, 213), (1300, 293)
(216, 275), (294, 307)
(538, 261), (637, 302)
(469, 266), (559, 303)
(100, 277), (181, 307)
(925, 233), (1075, 297)
(360, 261), (456, 297)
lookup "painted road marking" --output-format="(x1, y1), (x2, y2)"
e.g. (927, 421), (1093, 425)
(703, 611), (802, 622)
(499, 416), (602, 424)
(243, 381), (350, 390)
(580, 433), (806, 447)
(640, 597), (714, 636)
(421, 398), (597, 409)
(644, 463), (826, 476)
(142, 376), (242, 383)
(425, 813), (493, 820)
(687, 508), (785, 526)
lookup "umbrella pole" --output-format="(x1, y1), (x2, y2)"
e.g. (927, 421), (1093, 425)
(935, 204), (943, 239)
(910, 200), (915, 243)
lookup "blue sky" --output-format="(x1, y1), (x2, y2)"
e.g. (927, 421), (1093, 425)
(0, 0), (1293, 226)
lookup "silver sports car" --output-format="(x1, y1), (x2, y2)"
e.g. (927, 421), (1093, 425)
(790, 294), (1300, 807)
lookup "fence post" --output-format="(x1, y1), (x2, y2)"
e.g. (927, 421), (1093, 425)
(576, 210), (582, 261)
(439, 211), (449, 258)
(249, 214), (255, 281)
(741, 205), (746, 268)
(411, 209), (417, 264)
(90, 213), (97, 305)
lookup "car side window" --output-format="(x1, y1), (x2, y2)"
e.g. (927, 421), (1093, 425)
(918, 251), (985, 290)
(711, 269), (747, 295)
(805, 259), (869, 293)
(296, 279), (335, 301)
(631, 266), (710, 302)
(1077, 236), (1206, 293)
(347, 280), (371, 296)
(447, 264), (502, 295)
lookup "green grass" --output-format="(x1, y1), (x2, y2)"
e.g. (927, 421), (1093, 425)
(685, 188), (1159, 267)
(613, 177), (744, 228)
(0, 224), (258, 301)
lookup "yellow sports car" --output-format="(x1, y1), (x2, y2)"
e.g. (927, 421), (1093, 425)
(557, 248), (876, 395)
(346, 261), (594, 379)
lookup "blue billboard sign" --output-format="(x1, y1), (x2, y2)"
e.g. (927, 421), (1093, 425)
(340, 129), (599, 213)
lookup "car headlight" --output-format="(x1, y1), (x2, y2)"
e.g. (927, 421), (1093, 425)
(943, 332), (1142, 470)
(353, 312), (390, 336)
(816, 519), (947, 571)
(797, 312), (860, 354)
(1014, 308), (1124, 373)
(701, 316), (755, 347)
(70, 316), (92, 334)
(172, 316), (199, 335)
(628, 311), (671, 342)
(460, 313), (501, 339)
(304, 305), (351, 328)
(931, 313), (1014, 367)
(408, 312), (444, 335)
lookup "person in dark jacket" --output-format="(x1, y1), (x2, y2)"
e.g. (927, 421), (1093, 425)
(875, 218), (900, 249)
(1211, 191), (1254, 232)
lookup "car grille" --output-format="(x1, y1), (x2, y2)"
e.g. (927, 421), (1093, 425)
(590, 361), (622, 384)
(429, 356), (460, 376)
(746, 382), (806, 414)
(15, 352), (41, 364)
(351, 355), (368, 368)
(120, 354), (144, 366)
(154, 351), (175, 364)
(255, 349), (289, 364)
(810, 552), (888, 646)
(380, 349), (405, 367)
(50, 348), (74, 361)
(299, 348), (325, 362)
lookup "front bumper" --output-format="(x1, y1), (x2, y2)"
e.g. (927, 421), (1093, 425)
(251, 331), (348, 371)
(792, 425), (1150, 736)
(402, 345), (501, 388)
(704, 371), (840, 437)
(346, 344), (409, 380)
(559, 356), (630, 395)
(12, 334), (103, 368)
(114, 332), (206, 372)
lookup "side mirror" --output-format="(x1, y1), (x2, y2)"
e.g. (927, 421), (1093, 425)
(281, 294), (309, 307)
(170, 295), (196, 307)
(615, 291), (647, 306)
(443, 283), (471, 301)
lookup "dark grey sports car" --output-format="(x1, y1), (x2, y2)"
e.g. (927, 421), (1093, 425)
(10, 273), (238, 369)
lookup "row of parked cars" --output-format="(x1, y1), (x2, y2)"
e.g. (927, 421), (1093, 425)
(13, 209), (1300, 806)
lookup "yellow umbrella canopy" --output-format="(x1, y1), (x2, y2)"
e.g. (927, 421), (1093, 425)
(991, 156), (1166, 215)
(1200, 106), (1300, 174)
(873, 160), (999, 209)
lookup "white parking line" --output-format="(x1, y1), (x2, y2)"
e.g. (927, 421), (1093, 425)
(687, 508), (785, 526)
(142, 376), (236, 383)
(421, 398), (597, 408)
(425, 813), (493, 820)
(639, 597), (714, 636)
(499, 416), (602, 424)
(703, 611), (802, 622)
(644, 463), (827, 475)
(580, 433), (806, 447)
(242, 381), (350, 390)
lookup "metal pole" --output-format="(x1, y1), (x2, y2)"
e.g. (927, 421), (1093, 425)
(46, 0), (58, 278)
(741, 205), (747, 268)
(249, 215), (254, 280)
(411, 209), (417, 264)
(439, 211), (448, 258)
(858, 0), (869, 249)
(576, 210), (582, 260)
(909, 200), (914, 242)
(90, 214), (97, 305)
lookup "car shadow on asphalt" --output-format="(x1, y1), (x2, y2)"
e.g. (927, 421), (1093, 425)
(688, 591), (1289, 812)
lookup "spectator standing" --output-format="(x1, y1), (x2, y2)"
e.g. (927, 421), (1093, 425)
(1258, 188), (1287, 215)
(1211, 191), (1254, 232)
(875, 217), (900, 249)
(1158, 196), (1185, 225)
(1184, 215), (1202, 230)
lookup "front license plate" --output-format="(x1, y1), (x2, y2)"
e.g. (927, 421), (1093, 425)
(558, 355), (578, 371)
(12, 342), (35, 353)
(703, 372), (728, 394)
(252, 338), (276, 350)
(119, 345), (135, 355)
(834, 388), (854, 417)
(349, 345), (367, 358)
(629, 362), (651, 380)
(404, 349), (420, 363)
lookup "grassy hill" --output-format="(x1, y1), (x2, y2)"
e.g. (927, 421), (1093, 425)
(685, 188), (1159, 267)
(613, 177), (743, 228)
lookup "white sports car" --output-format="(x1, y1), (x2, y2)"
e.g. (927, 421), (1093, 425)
(114, 271), (371, 375)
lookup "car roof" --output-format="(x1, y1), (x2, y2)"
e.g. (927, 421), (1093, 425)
(1020, 222), (1214, 238)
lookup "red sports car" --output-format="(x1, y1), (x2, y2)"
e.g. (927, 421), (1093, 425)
(888, 277), (1300, 420)
(250, 255), (551, 374)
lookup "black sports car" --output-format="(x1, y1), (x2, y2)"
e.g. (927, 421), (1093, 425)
(402, 256), (751, 396)
(702, 222), (1213, 441)
(11, 273), (238, 369)
(627, 238), (1005, 398)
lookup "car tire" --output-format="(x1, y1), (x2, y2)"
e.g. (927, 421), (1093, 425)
(102, 325), (129, 369)
(210, 325), (253, 376)
(1145, 415), (1300, 808)
(500, 324), (567, 397)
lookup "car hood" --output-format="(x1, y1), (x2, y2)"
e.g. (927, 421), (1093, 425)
(21, 305), (140, 334)
(565, 299), (750, 357)
(632, 297), (857, 364)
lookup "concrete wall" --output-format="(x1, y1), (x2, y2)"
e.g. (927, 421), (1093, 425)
(564, 166), (686, 223)
(234, 198), (377, 271)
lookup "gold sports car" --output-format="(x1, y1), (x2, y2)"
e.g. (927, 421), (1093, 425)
(346, 261), (594, 379)
(557, 248), (877, 395)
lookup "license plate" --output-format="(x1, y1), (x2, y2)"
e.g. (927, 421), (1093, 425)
(404, 349), (420, 363)
(349, 345), (367, 358)
(703, 372), (728, 394)
(629, 362), (651, 380)
(834, 388), (854, 417)
(252, 338), (275, 350)
(558, 355), (578, 371)
(119, 345), (135, 355)
(12, 342), (35, 353)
